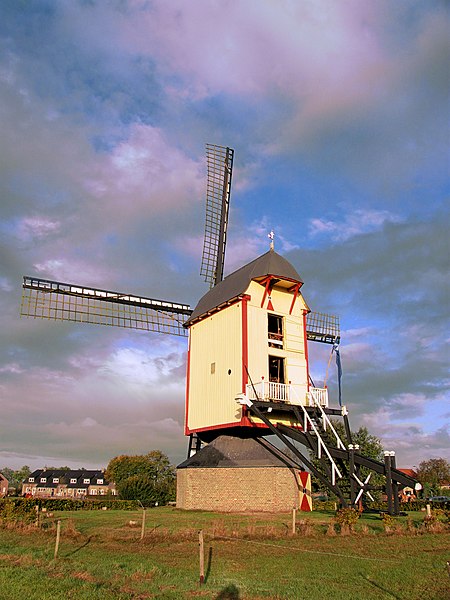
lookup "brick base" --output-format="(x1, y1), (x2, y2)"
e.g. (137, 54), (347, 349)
(176, 467), (311, 512)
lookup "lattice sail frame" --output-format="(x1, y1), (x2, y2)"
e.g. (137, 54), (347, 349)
(200, 144), (234, 288)
(21, 277), (192, 337)
(306, 311), (340, 344)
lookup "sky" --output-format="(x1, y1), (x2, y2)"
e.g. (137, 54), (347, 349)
(0, 0), (449, 472)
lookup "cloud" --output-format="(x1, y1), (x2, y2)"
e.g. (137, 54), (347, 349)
(308, 209), (402, 242)
(287, 210), (449, 464)
(13, 217), (61, 242)
(0, 333), (188, 467)
(0, 1), (447, 472)
(360, 411), (450, 465)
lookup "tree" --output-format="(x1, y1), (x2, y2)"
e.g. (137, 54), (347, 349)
(415, 458), (450, 496)
(119, 474), (174, 505)
(0, 465), (31, 493)
(105, 451), (176, 506)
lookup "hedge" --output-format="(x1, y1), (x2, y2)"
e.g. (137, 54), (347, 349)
(313, 499), (449, 512)
(0, 497), (140, 516)
(367, 499), (450, 512)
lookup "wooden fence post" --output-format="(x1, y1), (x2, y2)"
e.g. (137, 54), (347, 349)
(140, 508), (146, 540)
(54, 520), (61, 560)
(199, 530), (205, 584)
(292, 507), (296, 535)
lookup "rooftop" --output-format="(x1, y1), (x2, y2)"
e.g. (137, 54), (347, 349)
(186, 249), (303, 325)
(177, 435), (305, 469)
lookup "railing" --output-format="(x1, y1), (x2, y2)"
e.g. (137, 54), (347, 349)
(309, 389), (346, 450)
(245, 382), (329, 407)
(246, 381), (291, 402)
(307, 387), (329, 408)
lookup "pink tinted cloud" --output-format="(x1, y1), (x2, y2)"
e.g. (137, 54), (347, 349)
(85, 124), (204, 219)
(114, 1), (384, 98)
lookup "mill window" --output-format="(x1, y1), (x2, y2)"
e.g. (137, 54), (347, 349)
(269, 356), (285, 384)
(268, 314), (283, 348)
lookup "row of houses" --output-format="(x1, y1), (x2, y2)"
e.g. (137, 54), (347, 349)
(22, 469), (117, 498)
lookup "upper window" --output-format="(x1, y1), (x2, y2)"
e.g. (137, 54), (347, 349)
(268, 314), (283, 348)
(28, 477), (34, 483)
(53, 478), (59, 483)
(83, 478), (90, 484)
(40, 477), (47, 483)
(97, 478), (104, 485)
(70, 478), (77, 484)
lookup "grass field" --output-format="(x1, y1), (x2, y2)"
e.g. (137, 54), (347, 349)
(0, 507), (448, 599)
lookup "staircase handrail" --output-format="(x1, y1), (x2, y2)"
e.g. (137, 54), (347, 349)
(288, 386), (342, 485)
(309, 388), (347, 450)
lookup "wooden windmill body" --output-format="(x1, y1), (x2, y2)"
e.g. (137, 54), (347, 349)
(20, 144), (420, 514)
(185, 248), (311, 436)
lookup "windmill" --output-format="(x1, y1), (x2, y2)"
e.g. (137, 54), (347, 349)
(20, 144), (419, 514)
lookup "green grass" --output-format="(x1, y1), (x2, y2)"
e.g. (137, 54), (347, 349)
(0, 508), (448, 599)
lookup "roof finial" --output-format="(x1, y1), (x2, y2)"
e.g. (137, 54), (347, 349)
(268, 230), (274, 251)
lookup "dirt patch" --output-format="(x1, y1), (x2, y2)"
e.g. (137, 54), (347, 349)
(130, 567), (158, 582)
(71, 570), (97, 582)
(0, 553), (39, 567)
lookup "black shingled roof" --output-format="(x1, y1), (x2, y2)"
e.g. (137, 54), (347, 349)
(186, 249), (303, 325)
(177, 435), (302, 469)
(25, 469), (109, 487)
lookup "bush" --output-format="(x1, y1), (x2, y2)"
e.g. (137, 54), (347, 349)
(333, 507), (360, 532)
(313, 500), (338, 511)
(0, 498), (37, 525)
(0, 497), (140, 519)
(367, 499), (435, 512)
(380, 512), (397, 533)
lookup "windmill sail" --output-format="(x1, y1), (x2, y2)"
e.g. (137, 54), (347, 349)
(21, 276), (192, 337)
(306, 311), (340, 344)
(200, 144), (234, 288)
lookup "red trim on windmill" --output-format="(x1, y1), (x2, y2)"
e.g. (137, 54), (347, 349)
(260, 275), (272, 308)
(184, 336), (192, 436)
(288, 283), (301, 315)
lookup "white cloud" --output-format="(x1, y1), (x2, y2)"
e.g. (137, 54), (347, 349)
(0, 363), (24, 374)
(17, 216), (60, 241)
(308, 209), (402, 242)
(32, 258), (112, 285)
(359, 405), (450, 466)
(86, 124), (204, 217)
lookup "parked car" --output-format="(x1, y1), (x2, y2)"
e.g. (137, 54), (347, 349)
(426, 496), (450, 503)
